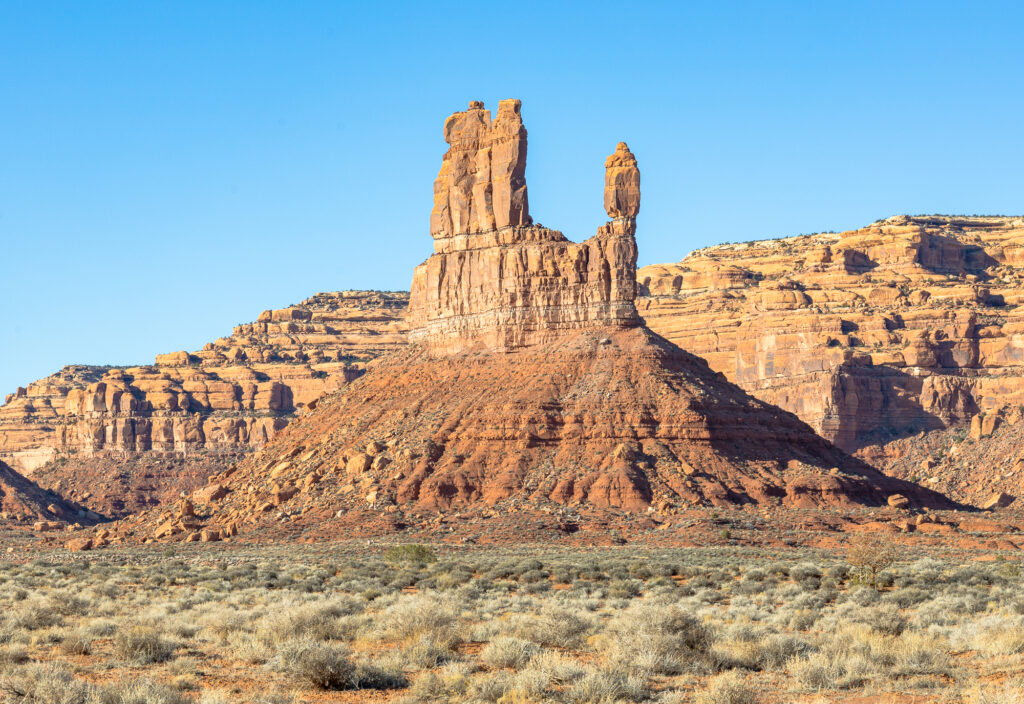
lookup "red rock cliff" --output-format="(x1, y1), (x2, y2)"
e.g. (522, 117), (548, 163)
(411, 101), (640, 354)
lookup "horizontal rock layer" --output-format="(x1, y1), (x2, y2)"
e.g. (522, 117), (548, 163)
(409, 224), (640, 354)
(0, 291), (407, 514)
(638, 215), (1024, 455)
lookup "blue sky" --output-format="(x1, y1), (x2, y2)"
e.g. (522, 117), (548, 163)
(2, 1), (1023, 396)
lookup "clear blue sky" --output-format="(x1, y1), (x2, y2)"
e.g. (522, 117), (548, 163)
(2, 1), (1022, 397)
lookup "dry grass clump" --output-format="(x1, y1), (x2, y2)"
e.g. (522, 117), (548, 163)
(113, 625), (175, 664)
(480, 636), (540, 669)
(696, 671), (762, 704)
(604, 602), (714, 676)
(272, 637), (355, 689)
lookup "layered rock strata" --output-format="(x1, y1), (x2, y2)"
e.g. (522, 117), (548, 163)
(411, 103), (640, 353)
(638, 215), (1024, 455)
(0, 291), (406, 513)
(115, 100), (949, 544)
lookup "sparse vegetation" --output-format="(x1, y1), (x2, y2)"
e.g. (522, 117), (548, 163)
(0, 543), (1019, 701)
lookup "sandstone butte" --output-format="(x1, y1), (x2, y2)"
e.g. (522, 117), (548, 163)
(106, 99), (948, 547)
(7, 113), (1024, 521)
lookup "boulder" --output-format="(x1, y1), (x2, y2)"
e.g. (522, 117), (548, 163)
(66, 537), (93, 552)
(983, 492), (1015, 510)
(887, 494), (910, 509)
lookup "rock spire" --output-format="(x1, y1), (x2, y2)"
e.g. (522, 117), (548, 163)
(604, 141), (641, 220)
(411, 100), (641, 353)
(429, 99), (531, 245)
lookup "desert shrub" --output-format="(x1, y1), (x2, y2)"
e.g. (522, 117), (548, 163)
(606, 602), (714, 676)
(853, 604), (907, 636)
(406, 663), (472, 700)
(385, 545), (437, 564)
(741, 568), (766, 582)
(758, 633), (811, 670)
(256, 598), (355, 643)
(697, 671), (762, 704)
(716, 630), (809, 671)
(890, 632), (950, 676)
(563, 669), (648, 703)
(59, 631), (93, 656)
(608, 578), (643, 598)
(377, 594), (460, 643)
(788, 651), (875, 690)
(846, 533), (899, 587)
(512, 605), (594, 649)
(790, 563), (822, 581)
(467, 671), (513, 702)
(481, 636), (540, 669)
(349, 661), (407, 690)
(525, 650), (588, 686)
(400, 632), (461, 669)
(96, 678), (195, 704)
(0, 663), (92, 704)
(85, 619), (118, 638)
(114, 626), (175, 664)
(7, 600), (63, 631)
(955, 615), (1024, 656)
(0, 644), (29, 665)
(274, 638), (355, 689)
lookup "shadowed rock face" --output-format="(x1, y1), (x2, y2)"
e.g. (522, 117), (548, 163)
(0, 460), (103, 527)
(113, 99), (949, 544)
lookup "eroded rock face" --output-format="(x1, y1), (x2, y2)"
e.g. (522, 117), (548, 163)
(0, 291), (407, 514)
(412, 114), (641, 354)
(604, 142), (640, 220)
(430, 99), (531, 244)
(638, 216), (1024, 453)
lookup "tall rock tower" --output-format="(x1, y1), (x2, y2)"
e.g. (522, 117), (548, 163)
(411, 101), (641, 354)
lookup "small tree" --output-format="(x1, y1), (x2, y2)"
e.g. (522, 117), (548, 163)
(846, 532), (899, 588)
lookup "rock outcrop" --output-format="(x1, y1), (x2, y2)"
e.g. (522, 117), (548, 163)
(430, 99), (531, 242)
(115, 100), (949, 545)
(0, 291), (406, 515)
(638, 215), (1024, 457)
(411, 103), (639, 354)
(603, 142), (640, 220)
